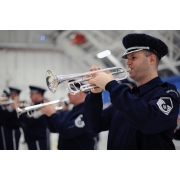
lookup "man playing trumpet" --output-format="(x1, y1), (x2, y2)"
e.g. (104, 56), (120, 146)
(0, 90), (10, 150)
(19, 85), (50, 150)
(41, 82), (98, 150)
(1, 87), (22, 150)
(83, 33), (180, 150)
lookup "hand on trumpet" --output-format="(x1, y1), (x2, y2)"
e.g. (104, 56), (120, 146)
(88, 66), (115, 93)
(41, 105), (56, 117)
(10, 102), (21, 110)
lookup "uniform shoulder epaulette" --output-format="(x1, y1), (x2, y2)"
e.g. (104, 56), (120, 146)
(160, 82), (168, 87)
(161, 82), (176, 89)
(163, 82), (179, 97)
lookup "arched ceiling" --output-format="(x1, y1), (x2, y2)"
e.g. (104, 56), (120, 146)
(0, 30), (180, 77)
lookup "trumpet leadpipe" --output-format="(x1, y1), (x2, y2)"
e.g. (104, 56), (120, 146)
(16, 99), (68, 118)
(24, 100), (61, 111)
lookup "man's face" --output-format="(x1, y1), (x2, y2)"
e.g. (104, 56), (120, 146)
(67, 93), (79, 105)
(126, 51), (150, 82)
(10, 93), (19, 100)
(30, 92), (39, 103)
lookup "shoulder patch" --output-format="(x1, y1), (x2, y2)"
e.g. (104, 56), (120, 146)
(157, 97), (173, 115)
(74, 114), (85, 128)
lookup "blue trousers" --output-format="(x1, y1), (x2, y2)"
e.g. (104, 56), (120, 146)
(27, 138), (50, 150)
(0, 126), (6, 150)
(4, 127), (21, 150)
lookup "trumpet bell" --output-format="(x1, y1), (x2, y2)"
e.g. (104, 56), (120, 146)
(46, 70), (59, 93)
(16, 107), (23, 118)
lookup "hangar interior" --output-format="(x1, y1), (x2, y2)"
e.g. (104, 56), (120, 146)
(0, 30), (180, 150)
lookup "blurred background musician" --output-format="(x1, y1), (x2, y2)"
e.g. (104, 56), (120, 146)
(19, 85), (50, 150)
(0, 90), (10, 150)
(41, 82), (98, 150)
(2, 87), (22, 150)
(173, 101), (180, 150)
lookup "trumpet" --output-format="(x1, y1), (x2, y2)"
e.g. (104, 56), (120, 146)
(0, 100), (29, 111)
(0, 97), (8, 101)
(0, 100), (22, 106)
(46, 67), (129, 95)
(16, 98), (68, 118)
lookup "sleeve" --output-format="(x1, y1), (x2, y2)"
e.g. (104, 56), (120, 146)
(19, 112), (46, 126)
(46, 111), (66, 133)
(4, 109), (17, 118)
(174, 128), (180, 140)
(1, 109), (18, 120)
(83, 92), (113, 133)
(105, 80), (179, 134)
(48, 111), (88, 139)
(46, 116), (57, 133)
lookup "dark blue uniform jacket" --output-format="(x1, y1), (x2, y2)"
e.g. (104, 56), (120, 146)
(83, 77), (180, 150)
(0, 107), (5, 126)
(48, 103), (97, 150)
(174, 108), (180, 140)
(0, 107), (21, 129)
(19, 101), (49, 142)
(174, 129), (180, 140)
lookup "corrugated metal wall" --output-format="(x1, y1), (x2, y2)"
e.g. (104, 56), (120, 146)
(0, 49), (80, 101)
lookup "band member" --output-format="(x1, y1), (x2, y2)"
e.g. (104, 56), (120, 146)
(83, 33), (180, 150)
(19, 86), (50, 150)
(173, 103), (180, 149)
(0, 90), (10, 150)
(41, 82), (98, 150)
(2, 87), (22, 150)
(174, 116), (180, 136)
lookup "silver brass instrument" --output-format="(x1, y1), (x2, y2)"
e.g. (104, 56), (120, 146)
(16, 98), (68, 118)
(0, 100), (28, 111)
(0, 97), (8, 101)
(46, 67), (129, 95)
(0, 100), (22, 106)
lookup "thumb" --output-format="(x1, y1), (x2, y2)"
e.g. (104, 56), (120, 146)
(106, 70), (111, 74)
(89, 78), (96, 85)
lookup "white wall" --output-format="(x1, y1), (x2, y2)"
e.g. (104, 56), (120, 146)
(0, 48), (108, 150)
(0, 49), (81, 101)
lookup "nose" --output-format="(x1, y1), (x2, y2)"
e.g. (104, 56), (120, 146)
(126, 59), (132, 66)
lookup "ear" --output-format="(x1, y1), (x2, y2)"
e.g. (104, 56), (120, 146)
(149, 54), (157, 65)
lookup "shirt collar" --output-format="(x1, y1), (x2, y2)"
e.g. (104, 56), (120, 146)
(72, 102), (84, 110)
(132, 77), (164, 95)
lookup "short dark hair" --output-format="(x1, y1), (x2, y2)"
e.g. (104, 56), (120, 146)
(143, 50), (159, 67)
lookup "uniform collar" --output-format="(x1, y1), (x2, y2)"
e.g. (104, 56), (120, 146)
(34, 100), (44, 105)
(73, 102), (84, 109)
(132, 77), (163, 95)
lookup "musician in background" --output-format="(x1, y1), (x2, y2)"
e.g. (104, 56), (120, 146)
(0, 90), (10, 150)
(173, 102), (180, 150)
(19, 86), (50, 150)
(2, 87), (22, 150)
(41, 82), (98, 150)
(59, 99), (69, 111)
(83, 33), (180, 150)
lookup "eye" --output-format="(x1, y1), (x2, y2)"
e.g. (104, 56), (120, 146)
(128, 56), (136, 61)
(127, 55), (136, 61)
